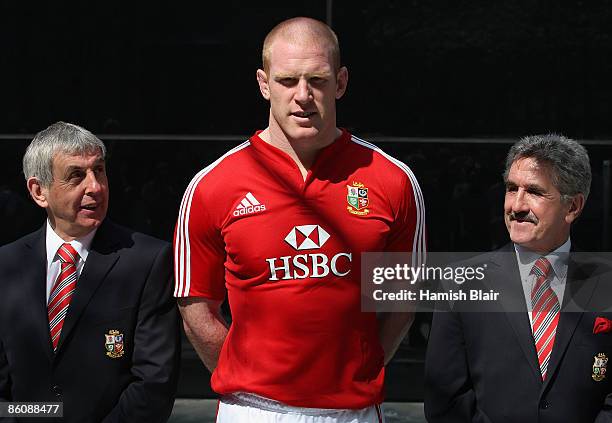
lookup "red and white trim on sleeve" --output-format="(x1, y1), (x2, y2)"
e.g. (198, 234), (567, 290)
(174, 140), (251, 297)
(351, 135), (427, 268)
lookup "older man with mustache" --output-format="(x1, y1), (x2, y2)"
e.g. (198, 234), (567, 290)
(425, 134), (612, 423)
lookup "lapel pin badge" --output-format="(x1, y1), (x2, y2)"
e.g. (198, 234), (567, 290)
(592, 353), (608, 382)
(105, 329), (125, 358)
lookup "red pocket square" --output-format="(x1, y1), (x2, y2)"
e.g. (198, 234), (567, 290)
(594, 317), (612, 334)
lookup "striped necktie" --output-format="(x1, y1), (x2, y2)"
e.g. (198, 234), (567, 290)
(48, 243), (79, 352)
(530, 257), (559, 380)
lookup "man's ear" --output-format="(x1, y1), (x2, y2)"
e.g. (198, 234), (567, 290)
(335, 66), (349, 99)
(27, 177), (49, 209)
(256, 69), (270, 100)
(565, 193), (585, 224)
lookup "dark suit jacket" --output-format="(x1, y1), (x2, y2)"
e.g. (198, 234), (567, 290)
(425, 244), (612, 423)
(0, 220), (181, 423)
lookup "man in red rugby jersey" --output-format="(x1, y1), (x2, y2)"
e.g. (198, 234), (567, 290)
(175, 17), (426, 423)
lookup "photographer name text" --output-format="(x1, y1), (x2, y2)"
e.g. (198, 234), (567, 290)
(372, 289), (500, 302)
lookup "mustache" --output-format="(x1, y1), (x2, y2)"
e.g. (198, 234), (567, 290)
(508, 211), (538, 224)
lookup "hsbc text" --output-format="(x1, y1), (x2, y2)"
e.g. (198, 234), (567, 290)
(266, 253), (352, 281)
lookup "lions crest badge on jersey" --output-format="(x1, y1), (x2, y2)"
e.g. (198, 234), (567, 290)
(593, 353), (608, 381)
(105, 329), (125, 359)
(347, 182), (370, 216)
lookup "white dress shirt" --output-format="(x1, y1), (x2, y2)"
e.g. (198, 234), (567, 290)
(45, 220), (97, 303)
(514, 238), (571, 326)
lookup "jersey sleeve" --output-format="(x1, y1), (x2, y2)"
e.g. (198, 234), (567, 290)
(173, 175), (226, 300)
(384, 162), (427, 268)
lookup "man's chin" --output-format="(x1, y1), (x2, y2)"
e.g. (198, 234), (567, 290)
(287, 126), (320, 140)
(508, 228), (536, 247)
(509, 232), (551, 253)
(76, 215), (105, 231)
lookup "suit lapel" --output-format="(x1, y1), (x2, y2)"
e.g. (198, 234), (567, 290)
(542, 256), (598, 392)
(491, 245), (542, 381)
(22, 226), (55, 362)
(55, 221), (120, 354)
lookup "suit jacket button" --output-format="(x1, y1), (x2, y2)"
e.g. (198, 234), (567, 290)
(540, 400), (550, 409)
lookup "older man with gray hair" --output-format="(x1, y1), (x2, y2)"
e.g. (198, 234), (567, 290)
(426, 134), (612, 422)
(0, 121), (180, 423)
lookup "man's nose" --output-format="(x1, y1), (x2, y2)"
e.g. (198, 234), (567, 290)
(511, 189), (529, 212)
(84, 171), (102, 194)
(295, 79), (312, 103)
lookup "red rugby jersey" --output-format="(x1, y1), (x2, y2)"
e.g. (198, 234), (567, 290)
(174, 129), (426, 408)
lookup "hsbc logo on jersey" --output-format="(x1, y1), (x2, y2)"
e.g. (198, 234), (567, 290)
(284, 225), (330, 250)
(266, 225), (352, 281)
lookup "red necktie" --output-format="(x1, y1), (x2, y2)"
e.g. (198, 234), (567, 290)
(48, 243), (79, 352)
(530, 257), (559, 380)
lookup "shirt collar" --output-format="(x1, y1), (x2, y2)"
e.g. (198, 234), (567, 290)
(45, 220), (97, 266)
(514, 238), (571, 280)
(250, 128), (350, 168)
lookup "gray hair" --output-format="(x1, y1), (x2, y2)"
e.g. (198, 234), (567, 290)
(503, 134), (591, 201)
(23, 121), (106, 187)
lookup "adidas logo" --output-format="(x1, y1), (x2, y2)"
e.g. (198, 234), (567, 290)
(233, 192), (266, 217)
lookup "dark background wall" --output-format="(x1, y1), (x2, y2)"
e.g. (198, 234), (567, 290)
(2, 1), (612, 137)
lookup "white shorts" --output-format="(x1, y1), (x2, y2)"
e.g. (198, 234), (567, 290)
(216, 393), (385, 423)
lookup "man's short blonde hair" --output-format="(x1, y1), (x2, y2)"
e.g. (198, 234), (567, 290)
(262, 17), (341, 73)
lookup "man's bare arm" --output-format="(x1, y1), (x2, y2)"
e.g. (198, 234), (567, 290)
(377, 312), (415, 365)
(178, 297), (229, 372)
